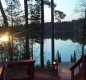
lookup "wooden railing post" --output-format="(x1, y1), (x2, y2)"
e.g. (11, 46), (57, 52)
(52, 60), (58, 77)
(27, 61), (35, 80)
(70, 57), (82, 80)
(82, 55), (86, 80)
(70, 55), (86, 80)
(71, 70), (74, 80)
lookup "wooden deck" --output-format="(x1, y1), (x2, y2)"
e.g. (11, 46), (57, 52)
(35, 62), (74, 80)
(0, 62), (74, 80)
(58, 62), (74, 80)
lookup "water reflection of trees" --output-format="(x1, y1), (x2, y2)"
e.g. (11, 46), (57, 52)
(45, 32), (85, 46)
(44, 19), (86, 45)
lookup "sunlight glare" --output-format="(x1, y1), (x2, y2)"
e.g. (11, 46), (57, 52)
(1, 35), (9, 42)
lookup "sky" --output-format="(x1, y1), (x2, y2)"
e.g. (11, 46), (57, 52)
(0, 0), (81, 22)
(44, 0), (81, 22)
(19, 0), (81, 22)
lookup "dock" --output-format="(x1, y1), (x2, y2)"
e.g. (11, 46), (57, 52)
(35, 62), (74, 80)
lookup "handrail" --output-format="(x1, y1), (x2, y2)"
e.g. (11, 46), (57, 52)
(70, 57), (82, 70)
(70, 55), (86, 80)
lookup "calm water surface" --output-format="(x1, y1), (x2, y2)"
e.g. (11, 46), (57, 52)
(33, 39), (83, 65)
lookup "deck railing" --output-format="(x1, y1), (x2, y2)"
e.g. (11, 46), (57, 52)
(70, 55), (86, 80)
(0, 60), (35, 80)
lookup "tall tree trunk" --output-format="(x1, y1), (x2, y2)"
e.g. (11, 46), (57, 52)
(24, 0), (30, 59)
(82, 10), (86, 56)
(40, 0), (44, 68)
(0, 0), (13, 61)
(0, 0), (8, 27)
(31, 38), (33, 59)
(51, 0), (54, 66)
(10, 2), (13, 61)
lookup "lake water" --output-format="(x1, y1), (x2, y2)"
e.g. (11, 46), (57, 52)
(0, 38), (85, 65)
(33, 39), (83, 65)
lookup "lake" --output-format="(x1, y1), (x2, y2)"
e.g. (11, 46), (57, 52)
(0, 38), (85, 65)
(33, 39), (83, 65)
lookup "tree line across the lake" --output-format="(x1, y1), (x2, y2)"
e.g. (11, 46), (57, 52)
(0, 18), (85, 43)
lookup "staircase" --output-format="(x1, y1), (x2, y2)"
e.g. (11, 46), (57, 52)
(35, 62), (74, 80)
(70, 55), (86, 80)
(35, 56), (86, 80)
(58, 62), (74, 80)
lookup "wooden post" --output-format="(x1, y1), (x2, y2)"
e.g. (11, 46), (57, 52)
(71, 70), (74, 80)
(82, 55), (86, 80)
(53, 60), (58, 77)
(40, 0), (44, 68)
(24, 0), (30, 59)
(51, 0), (55, 67)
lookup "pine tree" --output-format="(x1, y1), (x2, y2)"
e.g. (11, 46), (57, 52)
(73, 51), (76, 63)
(5, 0), (22, 25)
(71, 54), (73, 62)
(59, 54), (61, 63)
(46, 60), (51, 68)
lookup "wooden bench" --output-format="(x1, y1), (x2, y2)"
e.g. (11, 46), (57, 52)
(2, 60), (35, 80)
(0, 66), (4, 80)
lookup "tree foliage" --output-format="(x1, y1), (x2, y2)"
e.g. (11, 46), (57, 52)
(28, 0), (41, 23)
(5, 0), (23, 25)
(75, 0), (86, 18)
(55, 10), (66, 22)
(46, 60), (51, 68)
(3, 0), (66, 25)
(71, 54), (73, 62)
(28, 0), (66, 23)
(5, 0), (21, 15)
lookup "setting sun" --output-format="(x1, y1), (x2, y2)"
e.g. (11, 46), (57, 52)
(0, 35), (9, 42)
